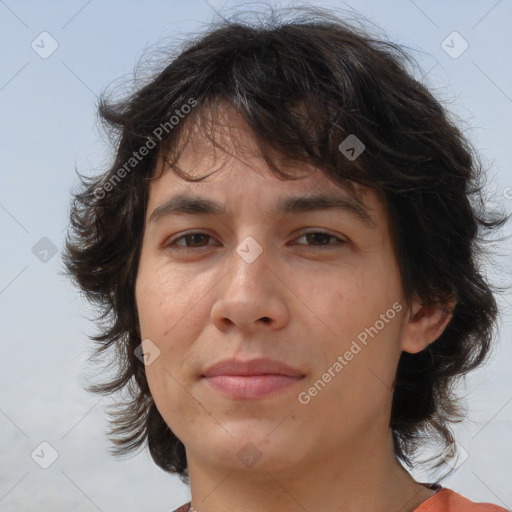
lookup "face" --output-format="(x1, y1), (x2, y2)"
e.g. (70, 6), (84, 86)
(135, 106), (412, 476)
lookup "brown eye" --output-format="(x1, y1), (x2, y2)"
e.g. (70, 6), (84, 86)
(167, 232), (216, 250)
(294, 231), (346, 248)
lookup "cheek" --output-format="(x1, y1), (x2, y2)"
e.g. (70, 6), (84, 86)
(136, 270), (172, 336)
(135, 264), (213, 367)
(316, 265), (403, 371)
(312, 271), (372, 335)
(137, 265), (189, 331)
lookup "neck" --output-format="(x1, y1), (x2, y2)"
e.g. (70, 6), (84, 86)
(185, 429), (435, 512)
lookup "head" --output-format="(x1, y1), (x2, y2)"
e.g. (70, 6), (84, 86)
(62, 6), (507, 484)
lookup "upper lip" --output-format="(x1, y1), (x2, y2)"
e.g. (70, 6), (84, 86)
(202, 357), (305, 377)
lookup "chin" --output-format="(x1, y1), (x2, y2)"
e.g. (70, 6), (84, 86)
(195, 426), (305, 473)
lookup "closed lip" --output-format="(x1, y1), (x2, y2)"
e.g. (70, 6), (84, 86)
(201, 357), (305, 378)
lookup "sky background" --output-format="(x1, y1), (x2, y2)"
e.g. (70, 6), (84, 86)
(0, 0), (511, 511)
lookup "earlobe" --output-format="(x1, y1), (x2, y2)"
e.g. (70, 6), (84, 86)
(401, 300), (456, 354)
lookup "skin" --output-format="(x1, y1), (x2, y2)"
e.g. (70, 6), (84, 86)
(135, 104), (455, 512)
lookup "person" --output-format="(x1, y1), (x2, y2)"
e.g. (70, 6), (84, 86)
(62, 5), (510, 512)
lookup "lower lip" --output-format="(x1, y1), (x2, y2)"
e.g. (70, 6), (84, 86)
(202, 375), (305, 399)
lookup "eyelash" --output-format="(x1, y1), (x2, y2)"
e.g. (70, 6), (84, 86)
(165, 230), (347, 252)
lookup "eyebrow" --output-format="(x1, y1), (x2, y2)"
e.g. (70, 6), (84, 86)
(148, 192), (377, 229)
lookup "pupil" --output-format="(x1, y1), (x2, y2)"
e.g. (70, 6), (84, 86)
(308, 233), (329, 245)
(188, 234), (206, 246)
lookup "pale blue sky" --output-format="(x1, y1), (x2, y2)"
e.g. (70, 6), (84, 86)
(1, 1), (511, 511)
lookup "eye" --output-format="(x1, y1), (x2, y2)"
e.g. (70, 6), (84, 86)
(292, 230), (347, 249)
(166, 232), (217, 250)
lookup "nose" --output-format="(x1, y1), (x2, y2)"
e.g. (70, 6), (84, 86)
(210, 239), (290, 334)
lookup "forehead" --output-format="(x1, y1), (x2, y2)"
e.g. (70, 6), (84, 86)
(146, 103), (384, 227)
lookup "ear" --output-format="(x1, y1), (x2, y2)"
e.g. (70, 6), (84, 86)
(401, 298), (457, 354)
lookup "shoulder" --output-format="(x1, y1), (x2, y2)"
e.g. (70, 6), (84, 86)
(415, 488), (509, 512)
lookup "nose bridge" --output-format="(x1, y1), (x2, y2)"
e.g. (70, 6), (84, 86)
(229, 234), (268, 296)
(235, 233), (266, 267)
(211, 232), (289, 331)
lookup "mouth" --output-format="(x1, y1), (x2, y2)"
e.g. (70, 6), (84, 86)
(201, 357), (306, 400)
(202, 374), (305, 399)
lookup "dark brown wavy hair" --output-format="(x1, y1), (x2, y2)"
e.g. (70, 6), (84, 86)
(61, 5), (509, 485)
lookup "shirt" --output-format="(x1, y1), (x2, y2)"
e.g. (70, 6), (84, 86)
(414, 486), (509, 511)
(171, 485), (510, 512)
